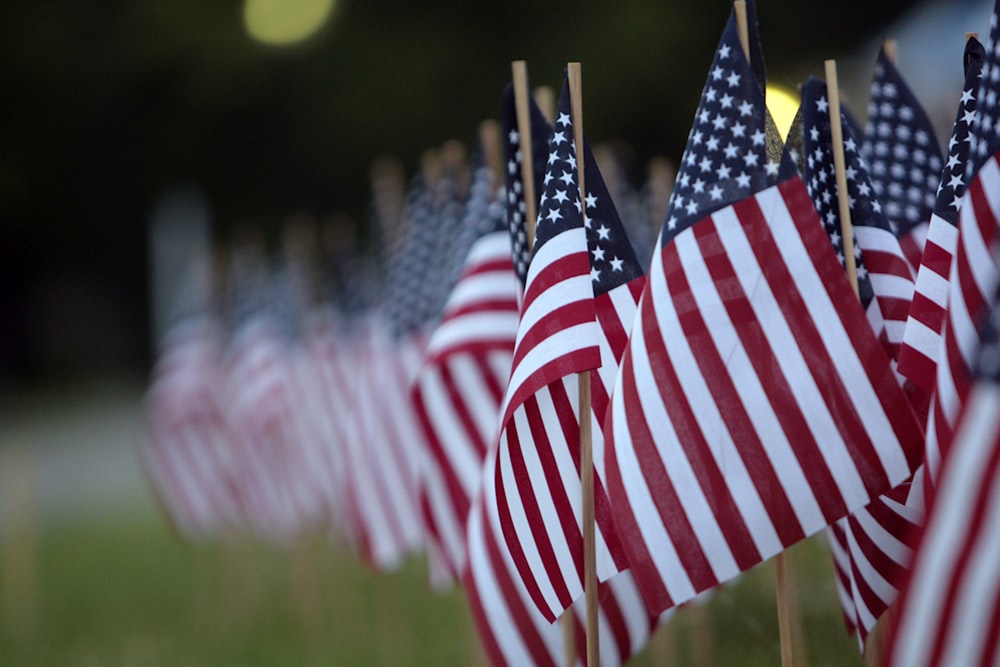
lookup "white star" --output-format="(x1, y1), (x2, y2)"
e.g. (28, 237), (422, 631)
(559, 170), (574, 185)
(685, 200), (699, 214)
(553, 189), (569, 204)
(751, 129), (766, 146)
(716, 163), (731, 179)
(585, 193), (598, 208)
(731, 121), (746, 138)
(709, 184), (724, 200)
(720, 93), (734, 109)
(692, 178), (706, 193)
(735, 171), (751, 188)
(591, 246), (605, 261)
(557, 112), (571, 126)
(743, 152), (759, 167)
(948, 173), (964, 190)
(711, 66), (725, 81)
(590, 267), (601, 282)
(712, 114), (728, 130)
(726, 70), (741, 87)
(507, 159), (517, 175)
(667, 216), (678, 230)
(546, 207), (563, 223)
(845, 165), (857, 181)
(844, 137), (857, 153)
(552, 131), (567, 145)
(548, 151), (559, 166)
(765, 160), (780, 176)
(961, 88), (975, 104)
(610, 256), (624, 271)
(738, 100), (753, 117)
(699, 156), (714, 172)
(719, 44), (731, 59)
(508, 129), (519, 144)
(723, 142), (739, 159)
(596, 225), (611, 240)
(815, 96), (829, 113)
(692, 130), (704, 145)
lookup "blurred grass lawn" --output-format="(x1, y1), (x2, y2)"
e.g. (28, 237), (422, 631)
(0, 507), (869, 666)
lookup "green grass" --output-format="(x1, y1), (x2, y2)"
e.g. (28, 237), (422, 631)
(0, 512), (868, 665)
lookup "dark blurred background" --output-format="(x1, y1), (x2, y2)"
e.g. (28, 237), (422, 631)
(0, 0), (987, 389)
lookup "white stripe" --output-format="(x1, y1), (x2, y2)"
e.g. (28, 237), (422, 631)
(428, 311), (520, 357)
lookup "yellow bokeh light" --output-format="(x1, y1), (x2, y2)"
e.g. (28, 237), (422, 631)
(766, 84), (801, 141)
(244, 0), (336, 46)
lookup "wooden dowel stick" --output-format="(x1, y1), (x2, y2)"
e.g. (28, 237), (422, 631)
(825, 59), (861, 301)
(883, 38), (897, 64)
(567, 60), (599, 667)
(775, 553), (795, 667)
(734, 0), (750, 61)
(966, 32), (979, 42)
(512, 61), (539, 247)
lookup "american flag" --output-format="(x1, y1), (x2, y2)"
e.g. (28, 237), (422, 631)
(886, 275), (1000, 667)
(924, 6), (1000, 489)
(464, 439), (660, 667)
(501, 82), (552, 288)
(898, 37), (985, 393)
(140, 261), (240, 539)
(410, 159), (520, 581)
(491, 73), (652, 621)
(861, 44), (943, 271)
(602, 6), (923, 616)
(800, 76), (916, 371)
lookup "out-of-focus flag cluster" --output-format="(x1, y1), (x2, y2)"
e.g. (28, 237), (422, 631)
(138, 0), (1000, 662)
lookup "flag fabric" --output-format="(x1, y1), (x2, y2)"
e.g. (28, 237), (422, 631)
(898, 37), (985, 393)
(603, 6), (924, 616)
(800, 76), (917, 374)
(861, 45), (943, 272)
(465, 441), (660, 667)
(501, 83), (553, 289)
(924, 7), (1000, 489)
(886, 277), (1000, 667)
(411, 159), (521, 581)
(140, 260), (239, 539)
(491, 74), (650, 621)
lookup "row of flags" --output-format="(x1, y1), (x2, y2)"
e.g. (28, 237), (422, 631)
(141, 0), (1000, 664)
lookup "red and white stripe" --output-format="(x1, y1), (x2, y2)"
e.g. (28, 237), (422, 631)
(342, 319), (427, 570)
(886, 381), (1000, 667)
(411, 229), (521, 579)
(465, 443), (658, 667)
(141, 318), (240, 538)
(899, 221), (929, 278)
(826, 480), (922, 651)
(898, 213), (961, 392)
(924, 156), (1000, 488)
(492, 219), (604, 620)
(855, 223), (916, 367)
(604, 179), (923, 615)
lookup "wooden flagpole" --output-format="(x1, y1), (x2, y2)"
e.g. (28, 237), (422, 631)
(825, 59), (860, 302)
(567, 61), (600, 667)
(512, 60), (577, 667)
(512, 61), (540, 246)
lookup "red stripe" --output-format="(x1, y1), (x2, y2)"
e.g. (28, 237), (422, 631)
(520, 251), (591, 315)
(907, 292), (948, 336)
(443, 297), (521, 323)
(509, 299), (597, 372)
(919, 237), (957, 281)
(502, 349), (602, 428)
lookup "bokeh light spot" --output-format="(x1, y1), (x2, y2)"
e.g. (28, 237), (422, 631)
(766, 84), (800, 141)
(243, 0), (336, 46)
